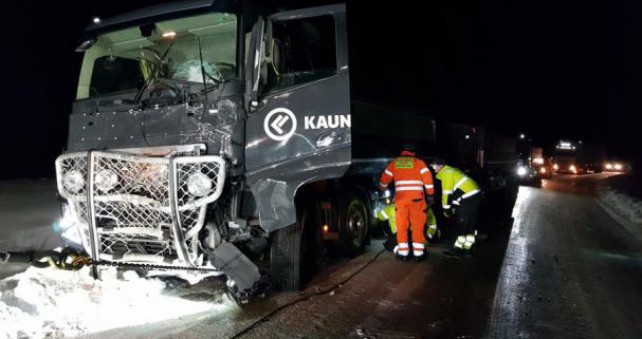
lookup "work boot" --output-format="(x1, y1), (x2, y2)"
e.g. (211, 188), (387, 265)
(395, 254), (409, 262)
(443, 248), (463, 259)
(412, 248), (428, 262)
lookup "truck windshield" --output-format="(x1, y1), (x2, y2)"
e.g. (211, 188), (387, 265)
(76, 12), (237, 100)
(554, 149), (575, 162)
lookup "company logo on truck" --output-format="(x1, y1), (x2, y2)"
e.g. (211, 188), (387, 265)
(304, 115), (351, 130)
(264, 108), (298, 141)
(264, 109), (352, 141)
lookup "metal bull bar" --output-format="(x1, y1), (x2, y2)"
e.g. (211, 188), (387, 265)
(56, 149), (227, 278)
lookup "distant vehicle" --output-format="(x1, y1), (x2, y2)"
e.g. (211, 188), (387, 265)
(516, 159), (540, 185)
(515, 137), (541, 185)
(604, 161), (631, 173)
(553, 140), (606, 174)
(530, 148), (553, 179)
(537, 158), (554, 178)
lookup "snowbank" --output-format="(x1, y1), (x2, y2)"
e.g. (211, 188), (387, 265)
(0, 180), (62, 253)
(598, 173), (642, 228)
(0, 267), (225, 339)
(599, 188), (642, 226)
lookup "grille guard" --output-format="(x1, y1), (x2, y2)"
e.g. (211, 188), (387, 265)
(55, 149), (226, 268)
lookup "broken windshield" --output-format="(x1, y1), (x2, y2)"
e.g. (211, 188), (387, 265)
(76, 12), (237, 100)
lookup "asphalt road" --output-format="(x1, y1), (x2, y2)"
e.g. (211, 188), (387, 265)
(487, 174), (642, 338)
(85, 173), (642, 339)
(2, 174), (641, 338)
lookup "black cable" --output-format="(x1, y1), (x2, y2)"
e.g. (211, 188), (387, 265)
(229, 249), (386, 339)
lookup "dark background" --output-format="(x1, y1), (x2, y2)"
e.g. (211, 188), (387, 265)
(1, 0), (639, 179)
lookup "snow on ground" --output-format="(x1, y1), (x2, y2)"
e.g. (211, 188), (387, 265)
(599, 188), (642, 225)
(0, 266), (228, 339)
(598, 173), (642, 227)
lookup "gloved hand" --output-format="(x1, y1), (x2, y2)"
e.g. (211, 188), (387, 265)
(426, 195), (435, 208)
(426, 225), (437, 239)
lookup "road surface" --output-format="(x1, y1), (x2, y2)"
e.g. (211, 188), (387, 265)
(83, 173), (642, 338)
(2, 174), (641, 338)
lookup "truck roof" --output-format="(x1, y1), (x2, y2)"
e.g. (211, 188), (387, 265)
(84, 0), (234, 36)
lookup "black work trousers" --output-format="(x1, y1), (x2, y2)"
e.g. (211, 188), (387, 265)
(455, 193), (482, 235)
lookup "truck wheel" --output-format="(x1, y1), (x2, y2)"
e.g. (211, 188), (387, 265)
(269, 222), (301, 291)
(269, 207), (317, 291)
(338, 195), (369, 257)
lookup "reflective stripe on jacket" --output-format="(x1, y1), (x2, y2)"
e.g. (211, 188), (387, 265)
(436, 165), (480, 209)
(379, 153), (434, 201)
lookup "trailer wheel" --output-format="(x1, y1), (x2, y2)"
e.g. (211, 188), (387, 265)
(338, 195), (369, 257)
(269, 207), (317, 291)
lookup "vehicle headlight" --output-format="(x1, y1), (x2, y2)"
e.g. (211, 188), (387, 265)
(605, 163), (613, 170)
(517, 166), (527, 176)
(95, 170), (118, 192)
(63, 170), (85, 193)
(187, 172), (212, 197)
(614, 163), (623, 170)
(569, 165), (576, 171)
(540, 167), (546, 174)
(553, 164), (559, 170)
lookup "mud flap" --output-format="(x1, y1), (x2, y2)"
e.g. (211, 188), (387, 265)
(208, 243), (261, 300)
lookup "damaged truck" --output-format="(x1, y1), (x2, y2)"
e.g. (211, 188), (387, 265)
(55, 0), (518, 300)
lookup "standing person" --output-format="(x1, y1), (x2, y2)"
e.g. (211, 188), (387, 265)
(379, 144), (435, 261)
(430, 158), (483, 258)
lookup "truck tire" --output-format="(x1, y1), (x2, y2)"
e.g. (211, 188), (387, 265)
(269, 207), (318, 291)
(337, 194), (369, 257)
(269, 222), (302, 291)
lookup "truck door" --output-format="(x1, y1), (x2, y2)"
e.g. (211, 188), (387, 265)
(244, 4), (351, 231)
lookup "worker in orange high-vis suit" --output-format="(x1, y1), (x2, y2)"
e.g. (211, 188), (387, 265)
(379, 144), (435, 262)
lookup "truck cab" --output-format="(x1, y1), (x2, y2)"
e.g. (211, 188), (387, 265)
(56, 1), (356, 300)
(553, 140), (605, 174)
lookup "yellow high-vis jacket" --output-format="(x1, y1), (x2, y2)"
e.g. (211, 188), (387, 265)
(436, 165), (480, 210)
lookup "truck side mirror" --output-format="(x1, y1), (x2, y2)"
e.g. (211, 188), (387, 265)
(244, 17), (265, 112)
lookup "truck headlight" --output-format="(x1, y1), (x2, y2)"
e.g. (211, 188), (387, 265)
(95, 170), (118, 192)
(569, 165), (576, 172)
(187, 172), (212, 197)
(63, 170), (85, 193)
(605, 163), (613, 170)
(614, 163), (623, 170)
(517, 166), (527, 176)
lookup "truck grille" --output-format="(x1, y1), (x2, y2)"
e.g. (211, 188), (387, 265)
(55, 147), (226, 267)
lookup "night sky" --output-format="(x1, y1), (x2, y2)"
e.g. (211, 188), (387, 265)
(1, 0), (639, 179)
